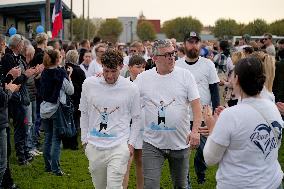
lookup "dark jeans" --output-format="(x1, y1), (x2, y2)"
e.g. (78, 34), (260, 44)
(0, 128), (7, 185)
(42, 108), (62, 174)
(142, 142), (191, 189)
(1, 127), (14, 188)
(34, 96), (42, 149)
(190, 122), (207, 180)
(8, 101), (29, 163)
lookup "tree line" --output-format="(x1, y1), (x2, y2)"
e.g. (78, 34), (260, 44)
(72, 16), (284, 42)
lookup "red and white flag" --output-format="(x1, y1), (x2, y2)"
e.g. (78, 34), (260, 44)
(52, 0), (63, 39)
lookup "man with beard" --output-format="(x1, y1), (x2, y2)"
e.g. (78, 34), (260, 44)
(176, 32), (220, 184)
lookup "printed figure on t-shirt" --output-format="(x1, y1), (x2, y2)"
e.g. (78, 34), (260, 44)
(150, 99), (175, 126)
(94, 105), (119, 132)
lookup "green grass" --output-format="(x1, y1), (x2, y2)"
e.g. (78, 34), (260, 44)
(9, 135), (284, 189)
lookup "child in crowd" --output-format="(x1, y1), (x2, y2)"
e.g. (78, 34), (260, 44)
(123, 55), (146, 189)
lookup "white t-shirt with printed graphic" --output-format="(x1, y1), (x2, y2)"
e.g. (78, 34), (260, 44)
(176, 56), (220, 120)
(134, 67), (200, 150)
(209, 97), (283, 189)
(79, 76), (141, 149)
(87, 59), (103, 77)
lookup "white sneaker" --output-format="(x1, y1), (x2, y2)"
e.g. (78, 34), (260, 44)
(34, 149), (43, 155)
(29, 150), (39, 156)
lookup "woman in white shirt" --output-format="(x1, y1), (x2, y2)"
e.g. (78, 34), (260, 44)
(203, 57), (283, 189)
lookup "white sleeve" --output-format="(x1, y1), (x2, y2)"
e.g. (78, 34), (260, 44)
(203, 136), (227, 165)
(87, 61), (95, 77)
(208, 60), (220, 84)
(128, 86), (142, 146)
(186, 71), (200, 102)
(210, 109), (233, 147)
(62, 78), (74, 95)
(79, 80), (89, 144)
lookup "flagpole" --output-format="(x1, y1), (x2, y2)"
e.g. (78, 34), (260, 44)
(87, 0), (90, 40)
(46, 0), (50, 34)
(83, 0), (85, 39)
(70, 0), (73, 41)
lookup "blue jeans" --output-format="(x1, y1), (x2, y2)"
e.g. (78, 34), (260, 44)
(42, 109), (62, 174)
(0, 128), (7, 185)
(142, 142), (191, 189)
(25, 100), (37, 152)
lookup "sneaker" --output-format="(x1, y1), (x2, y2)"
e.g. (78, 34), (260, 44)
(54, 171), (65, 176)
(34, 149), (43, 155)
(29, 150), (38, 157)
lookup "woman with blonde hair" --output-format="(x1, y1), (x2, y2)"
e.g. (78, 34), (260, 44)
(62, 50), (86, 150)
(251, 51), (275, 102)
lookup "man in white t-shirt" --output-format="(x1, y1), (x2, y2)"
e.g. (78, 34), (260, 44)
(79, 49), (141, 189)
(134, 39), (202, 189)
(176, 31), (220, 184)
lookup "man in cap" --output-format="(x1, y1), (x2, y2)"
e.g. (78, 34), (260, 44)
(176, 31), (220, 184)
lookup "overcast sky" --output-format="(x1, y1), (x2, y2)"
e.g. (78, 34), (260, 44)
(63, 0), (284, 26)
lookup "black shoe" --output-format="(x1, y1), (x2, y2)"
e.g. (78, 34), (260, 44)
(197, 178), (206, 184)
(197, 173), (206, 184)
(54, 171), (65, 176)
(18, 160), (28, 166)
(5, 184), (20, 189)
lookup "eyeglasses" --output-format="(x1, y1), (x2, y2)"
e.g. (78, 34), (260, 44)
(263, 38), (270, 41)
(130, 49), (137, 53)
(156, 51), (176, 58)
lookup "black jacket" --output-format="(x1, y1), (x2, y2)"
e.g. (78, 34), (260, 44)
(65, 62), (86, 110)
(0, 86), (12, 130)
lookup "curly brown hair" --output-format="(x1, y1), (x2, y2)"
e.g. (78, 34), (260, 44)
(101, 49), (123, 69)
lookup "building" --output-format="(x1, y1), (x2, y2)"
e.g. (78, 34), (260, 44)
(0, 0), (75, 40)
(117, 17), (139, 44)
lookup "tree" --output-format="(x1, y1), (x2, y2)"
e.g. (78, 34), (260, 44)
(162, 16), (203, 41)
(269, 19), (284, 36)
(72, 17), (97, 41)
(137, 21), (156, 41)
(243, 19), (268, 36)
(97, 19), (123, 44)
(213, 18), (239, 39)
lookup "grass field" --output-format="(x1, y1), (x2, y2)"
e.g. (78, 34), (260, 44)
(8, 135), (284, 189)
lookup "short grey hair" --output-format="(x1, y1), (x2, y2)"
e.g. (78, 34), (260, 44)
(8, 34), (24, 49)
(26, 44), (35, 55)
(152, 39), (173, 56)
(66, 50), (79, 64)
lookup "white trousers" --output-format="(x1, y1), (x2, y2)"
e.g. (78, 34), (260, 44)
(85, 142), (130, 189)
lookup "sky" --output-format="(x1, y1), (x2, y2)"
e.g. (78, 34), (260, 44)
(62, 0), (284, 26)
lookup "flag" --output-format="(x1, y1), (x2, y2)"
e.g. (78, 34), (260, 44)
(52, 0), (63, 39)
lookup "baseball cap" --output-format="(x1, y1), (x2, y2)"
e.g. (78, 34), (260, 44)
(184, 31), (201, 42)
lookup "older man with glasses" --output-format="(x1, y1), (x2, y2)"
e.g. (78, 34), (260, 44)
(134, 39), (202, 189)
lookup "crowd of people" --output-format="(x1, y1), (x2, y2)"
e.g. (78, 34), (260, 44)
(0, 30), (284, 189)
